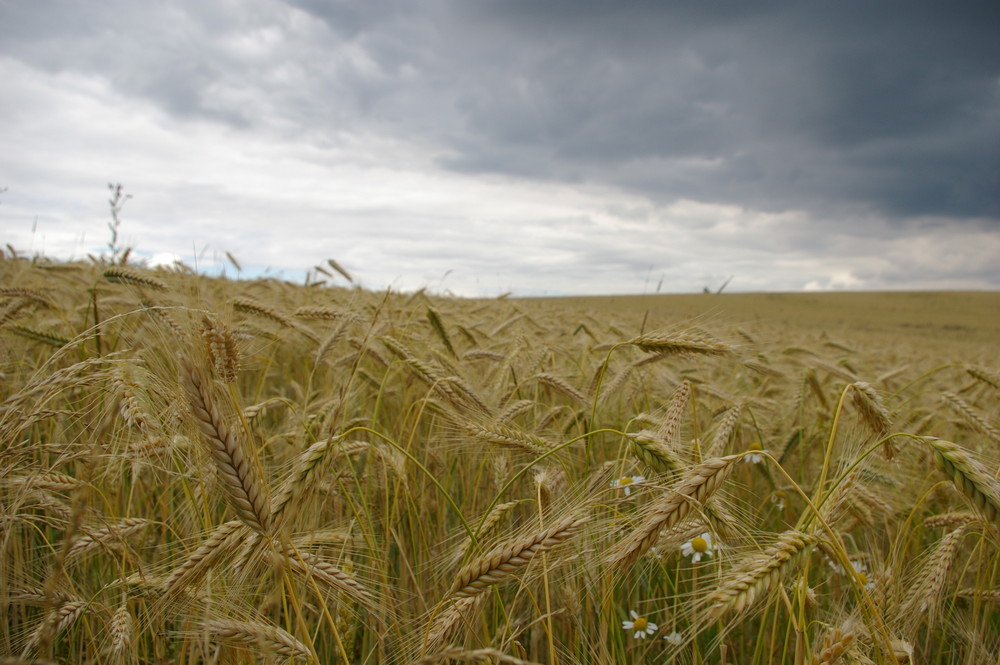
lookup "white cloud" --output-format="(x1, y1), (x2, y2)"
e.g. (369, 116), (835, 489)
(1, 1), (997, 296)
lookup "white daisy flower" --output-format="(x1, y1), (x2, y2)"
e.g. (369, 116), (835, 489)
(827, 557), (875, 590)
(681, 532), (714, 563)
(610, 475), (645, 496)
(664, 630), (683, 645)
(849, 560), (875, 590)
(744, 441), (766, 464)
(770, 490), (787, 511)
(621, 610), (657, 639)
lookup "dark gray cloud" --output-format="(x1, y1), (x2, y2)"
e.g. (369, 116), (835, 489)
(282, 1), (1000, 220)
(4, 0), (995, 221)
(0, 0), (997, 295)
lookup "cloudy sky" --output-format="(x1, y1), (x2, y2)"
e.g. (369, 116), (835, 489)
(1, 1), (998, 296)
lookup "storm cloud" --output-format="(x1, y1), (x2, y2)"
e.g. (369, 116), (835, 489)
(1, 1), (997, 295)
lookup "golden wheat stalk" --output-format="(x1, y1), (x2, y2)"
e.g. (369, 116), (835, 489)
(25, 599), (91, 655)
(441, 375), (493, 415)
(942, 392), (1000, 444)
(427, 306), (457, 357)
(180, 356), (273, 535)
(922, 512), (978, 529)
(965, 365), (1000, 390)
(627, 430), (685, 476)
(626, 329), (731, 356)
(532, 372), (589, 405)
(281, 544), (375, 610)
(926, 438), (1000, 526)
(161, 520), (247, 596)
(496, 399), (535, 424)
(108, 601), (132, 659)
(418, 646), (540, 665)
(0, 287), (55, 307)
(111, 366), (152, 432)
(423, 595), (483, 655)
(704, 530), (816, 619)
(270, 438), (333, 526)
(707, 403), (743, 455)
(200, 316), (241, 383)
(232, 297), (319, 342)
(450, 513), (588, 598)
(464, 348), (506, 362)
(452, 501), (519, 567)
(103, 266), (167, 291)
(5, 473), (84, 493)
(904, 524), (967, 618)
(66, 517), (149, 561)
(294, 306), (345, 320)
(953, 588), (1000, 603)
(850, 381), (894, 457)
(201, 618), (312, 661)
(607, 455), (740, 569)
(810, 628), (855, 665)
(6, 325), (69, 348)
(465, 421), (551, 456)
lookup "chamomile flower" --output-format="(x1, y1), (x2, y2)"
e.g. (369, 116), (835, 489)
(681, 532), (714, 563)
(610, 475), (645, 496)
(827, 557), (875, 590)
(664, 631), (683, 646)
(850, 560), (875, 590)
(744, 441), (766, 464)
(770, 490), (787, 511)
(622, 610), (657, 639)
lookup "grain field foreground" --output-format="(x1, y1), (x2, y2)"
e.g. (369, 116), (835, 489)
(1, 256), (998, 664)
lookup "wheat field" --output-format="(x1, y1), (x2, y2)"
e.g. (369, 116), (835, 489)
(1, 254), (998, 664)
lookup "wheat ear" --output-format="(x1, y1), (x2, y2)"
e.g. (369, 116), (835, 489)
(810, 629), (855, 665)
(103, 266), (168, 291)
(850, 382), (894, 457)
(66, 517), (149, 561)
(180, 356), (273, 535)
(418, 647), (539, 665)
(450, 513), (587, 598)
(707, 403), (743, 456)
(608, 455), (740, 569)
(161, 520), (247, 596)
(423, 595), (483, 654)
(280, 544), (375, 610)
(903, 524), (967, 620)
(201, 618), (312, 661)
(942, 392), (1000, 444)
(626, 330), (731, 356)
(628, 430), (685, 476)
(108, 601), (132, 659)
(200, 316), (241, 383)
(926, 438), (1000, 526)
(270, 438), (333, 526)
(704, 530), (816, 619)
(25, 599), (90, 655)
(465, 421), (551, 456)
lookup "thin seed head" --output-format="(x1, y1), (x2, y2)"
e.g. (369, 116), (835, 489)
(180, 356), (273, 535)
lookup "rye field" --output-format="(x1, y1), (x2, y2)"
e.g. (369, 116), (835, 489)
(1, 255), (998, 665)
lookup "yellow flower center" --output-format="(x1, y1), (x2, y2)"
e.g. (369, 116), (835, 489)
(691, 536), (709, 553)
(748, 441), (763, 451)
(618, 476), (633, 486)
(633, 617), (648, 631)
(857, 571), (869, 586)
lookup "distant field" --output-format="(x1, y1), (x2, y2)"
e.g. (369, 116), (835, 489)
(529, 291), (1000, 348)
(2, 256), (997, 664)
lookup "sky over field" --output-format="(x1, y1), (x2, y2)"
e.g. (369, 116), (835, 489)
(1, 1), (998, 296)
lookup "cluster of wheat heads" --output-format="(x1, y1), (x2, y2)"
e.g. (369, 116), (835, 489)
(0, 253), (998, 664)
